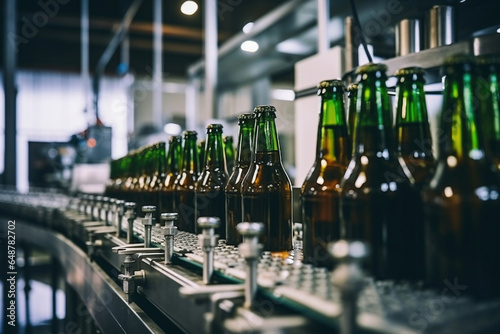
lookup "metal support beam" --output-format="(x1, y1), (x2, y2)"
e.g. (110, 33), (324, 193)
(317, 0), (330, 54)
(204, 0), (218, 119)
(81, 0), (90, 120)
(93, 0), (144, 119)
(3, 0), (17, 187)
(153, 0), (163, 128)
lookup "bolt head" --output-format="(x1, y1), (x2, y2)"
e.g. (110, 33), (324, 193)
(125, 202), (136, 210)
(197, 217), (220, 229)
(161, 212), (178, 221)
(237, 222), (265, 237)
(142, 205), (156, 213)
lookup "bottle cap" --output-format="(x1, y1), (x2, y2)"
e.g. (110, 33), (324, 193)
(317, 79), (345, 96)
(395, 66), (425, 77)
(347, 83), (359, 92)
(253, 105), (277, 118)
(206, 123), (223, 133)
(355, 63), (388, 75)
(184, 130), (198, 138)
(238, 113), (254, 124)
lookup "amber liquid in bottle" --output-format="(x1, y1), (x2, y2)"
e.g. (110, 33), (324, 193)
(340, 63), (424, 281)
(175, 131), (200, 233)
(423, 56), (500, 299)
(241, 106), (292, 255)
(196, 124), (228, 237)
(225, 113), (254, 245)
(301, 80), (350, 268)
(159, 136), (182, 216)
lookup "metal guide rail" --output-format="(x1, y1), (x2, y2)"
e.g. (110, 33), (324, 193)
(1, 189), (500, 334)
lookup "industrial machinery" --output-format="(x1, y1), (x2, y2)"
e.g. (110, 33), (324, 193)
(1, 189), (500, 334)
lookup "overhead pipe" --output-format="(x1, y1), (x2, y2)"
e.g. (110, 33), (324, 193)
(81, 0), (90, 118)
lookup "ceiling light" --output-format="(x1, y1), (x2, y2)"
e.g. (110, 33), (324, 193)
(164, 123), (182, 135)
(497, 27), (500, 33)
(180, 1), (198, 15)
(242, 22), (254, 34)
(241, 40), (259, 53)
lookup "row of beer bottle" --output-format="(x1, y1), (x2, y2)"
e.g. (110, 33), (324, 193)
(105, 107), (293, 254)
(301, 54), (500, 299)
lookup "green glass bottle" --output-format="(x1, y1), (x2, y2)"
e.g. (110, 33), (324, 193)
(477, 55), (500, 171)
(131, 147), (145, 216)
(147, 142), (166, 224)
(395, 66), (435, 189)
(347, 83), (358, 145)
(224, 135), (236, 173)
(159, 136), (182, 216)
(122, 150), (136, 203)
(340, 63), (424, 281)
(301, 80), (350, 268)
(422, 55), (500, 299)
(105, 158), (118, 197)
(241, 105), (292, 255)
(196, 124), (228, 237)
(175, 131), (200, 233)
(225, 113), (254, 245)
(198, 139), (206, 171)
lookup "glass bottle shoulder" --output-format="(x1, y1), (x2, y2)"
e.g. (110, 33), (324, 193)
(225, 166), (249, 193)
(301, 158), (347, 195)
(241, 160), (291, 193)
(197, 168), (227, 191)
(341, 154), (413, 192)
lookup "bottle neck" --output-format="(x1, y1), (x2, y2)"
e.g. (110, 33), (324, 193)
(166, 140), (181, 174)
(478, 63), (500, 149)
(317, 91), (349, 163)
(182, 137), (199, 173)
(157, 143), (166, 176)
(347, 89), (358, 138)
(236, 123), (253, 167)
(204, 131), (227, 172)
(439, 66), (484, 160)
(254, 115), (279, 152)
(395, 77), (432, 155)
(354, 75), (395, 156)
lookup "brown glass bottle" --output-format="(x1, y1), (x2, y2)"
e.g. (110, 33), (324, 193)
(340, 63), (424, 281)
(422, 55), (500, 299)
(225, 113), (254, 245)
(175, 131), (200, 233)
(301, 80), (350, 268)
(196, 124), (228, 237)
(159, 136), (182, 216)
(241, 106), (292, 254)
(395, 66), (435, 189)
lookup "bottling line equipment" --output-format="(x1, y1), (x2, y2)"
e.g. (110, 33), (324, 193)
(2, 189), (500, 334)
